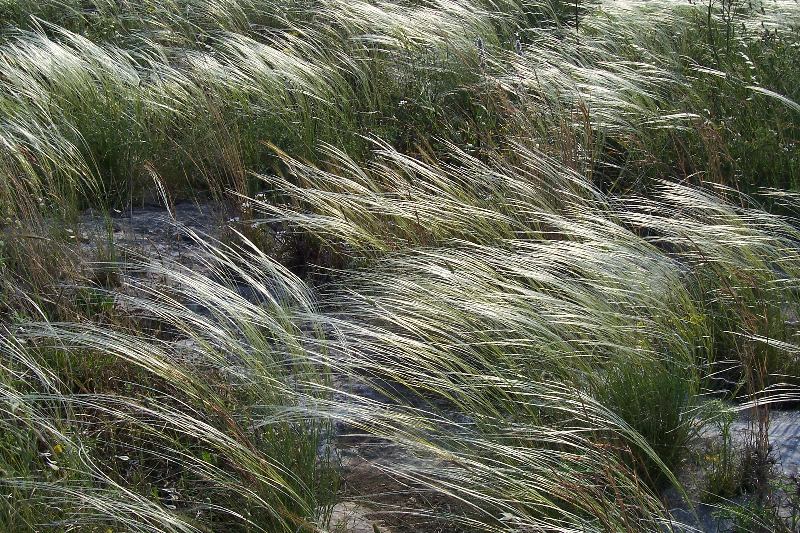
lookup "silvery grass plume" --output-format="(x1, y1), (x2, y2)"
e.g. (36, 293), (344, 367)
(5, 0), (796, 219)
(0, 21), (347, 214)
(249, 140), (605, 255)
(1, 228), (692, 532)
(0, 237), (337, 532)
(0, 0), (515, 214)
(4, 169), (800, 530)
(250, 137), (800, 442)
(253, 138), (800, 391)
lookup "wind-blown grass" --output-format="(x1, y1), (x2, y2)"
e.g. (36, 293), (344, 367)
(1, 241), (338, 532)
(2, 0), (800, 531)
(5, 142), (800, 530)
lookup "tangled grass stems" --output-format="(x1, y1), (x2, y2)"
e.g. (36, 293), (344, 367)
(1, 251), (338, 531)
(7, 137), (800, 529)
(1, 243), (686, 531)
(1, 0), (800, 531)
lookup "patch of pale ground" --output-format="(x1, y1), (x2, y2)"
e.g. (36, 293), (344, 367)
(666, 408), (800, 532)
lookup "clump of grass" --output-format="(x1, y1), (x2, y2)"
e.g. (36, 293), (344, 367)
(1, 242), (686, 532)
(0, 241), (339, 532)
